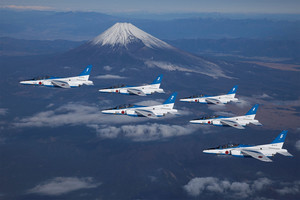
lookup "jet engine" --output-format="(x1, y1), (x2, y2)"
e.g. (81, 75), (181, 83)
(231, 150), (242, 156)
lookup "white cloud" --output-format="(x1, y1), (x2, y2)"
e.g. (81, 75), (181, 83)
(183, 177), (272, 198)
(0, 108), (8, 116)
(94, 74), (126, 79)
(253, 93), (273, 99)
(13, 102), (196, 141)
(96, 123), (202, 141)
(103, 65), (112, 71)
(13, 103), (146, 128)
(1, 5), (53, 11)
(27, 177), (100, 196)
(276, 181), (300, 195)
(295, 140), (300, 151)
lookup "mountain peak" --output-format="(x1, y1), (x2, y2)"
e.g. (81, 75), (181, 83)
(91, 22), (172, 49)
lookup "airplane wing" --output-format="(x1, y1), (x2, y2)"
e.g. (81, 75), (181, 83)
(220, 120), (245, 129)
(205, 98), (221, 104)
(241, 149), (273, 162)
(127, 89), (146, 96)
(51, 80), (71, 88)
(135, 109), (158, 118)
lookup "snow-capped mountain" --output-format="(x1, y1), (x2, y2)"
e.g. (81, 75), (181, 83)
(64, 23), (229, 79)
(91, 23), (172, 49)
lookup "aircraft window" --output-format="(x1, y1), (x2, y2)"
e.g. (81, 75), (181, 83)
(29, 75), (51, 80)
(197, 115), (219, 120)
(108, 84), (127, 89)
(114, 104), (134, 109)
(186, 94), (204, 98)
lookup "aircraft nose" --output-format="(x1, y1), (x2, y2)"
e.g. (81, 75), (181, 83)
(190, 120), (201, 124)
(101, 110), (110, 114)
(101, 110), (114, 114)
(203, 150), (209, 153)
(179, 99), (189, 102)
(20, 81), (27, 84)
(99, 89), (109, 93)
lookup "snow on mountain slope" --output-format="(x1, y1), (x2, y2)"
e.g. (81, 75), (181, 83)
(91, 23), (173, 49)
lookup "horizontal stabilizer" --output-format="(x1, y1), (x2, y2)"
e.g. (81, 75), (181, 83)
(241, 150), (273, 162)
(127, 89), (146, 96)
(51, 80), (70, 88)
(277, 151), (293, 157)
(221, 120), (245, 129)
(250, 121), (262, 126)
(135, 109), (157, 118)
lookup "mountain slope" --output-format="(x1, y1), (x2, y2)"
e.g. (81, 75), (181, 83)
(64, 23), (229, 79)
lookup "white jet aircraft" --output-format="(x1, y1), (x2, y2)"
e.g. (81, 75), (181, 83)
(180, 85), (238, 104)
(20, 65), (93, 88)
(190, 104), (261, 129)
(99, 75), (164, 96)
(102, 92), (178, 118)
(203, 130), (293, 162)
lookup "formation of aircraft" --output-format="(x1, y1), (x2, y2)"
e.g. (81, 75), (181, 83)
(20, 65), (93, 88)
(180, 85), (238, 104)
(203, 130), (293, 162)
(190, 104), (261, 129)
(20, 66), (292, 162)
(102, 92), (178, 118)
(99, 75), (164, 96)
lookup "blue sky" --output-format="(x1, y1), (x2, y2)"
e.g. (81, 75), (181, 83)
(0, 0), (300, 14)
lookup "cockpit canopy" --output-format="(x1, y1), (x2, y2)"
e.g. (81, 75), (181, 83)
(207, 143), (239, 150)
(186, 94), (205, 98)
(27, 76), (51, 81)
(195, 115), (220, 120)
(108, 104), (135, 110)
(106, 84), (127, 89)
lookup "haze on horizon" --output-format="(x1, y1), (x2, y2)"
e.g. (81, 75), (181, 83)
(0, 0), (300, 15)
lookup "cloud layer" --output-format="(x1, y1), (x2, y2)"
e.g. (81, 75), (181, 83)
(94, 74), (126, 79)
(27, 177), (100, 196)
(13, 102), (200, 141)
(96, 123), (203, 141)
(184, 176), (300, 199)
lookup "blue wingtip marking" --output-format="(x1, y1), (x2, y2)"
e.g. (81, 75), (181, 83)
(163, 92), (177, 104)
(228, 85), (238, 94)
(245, 104), (259, 115)
(271, 130), (288, 144)
(151, 74), (163, 84)
(79, 65), (92, 76)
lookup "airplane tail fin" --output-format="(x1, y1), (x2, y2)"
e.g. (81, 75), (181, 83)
(245, 104), (259, 116)
(227, 85), (238, 95)
(271, 130), (288, 149)
(79, 65), (92, 80)
(163, 92), (177, 109)
(151, 74), (163, 88)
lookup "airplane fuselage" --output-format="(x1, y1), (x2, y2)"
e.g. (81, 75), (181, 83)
(99, 84), (164, 95)
(190, 114), (259, 127)
(203, 144), (290, 158)
(102, 103), (177, 117)
(20, 75), (93, 88)
(180, 94), (238, 104)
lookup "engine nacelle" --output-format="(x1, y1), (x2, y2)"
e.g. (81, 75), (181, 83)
(231, 150), (242, 156)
